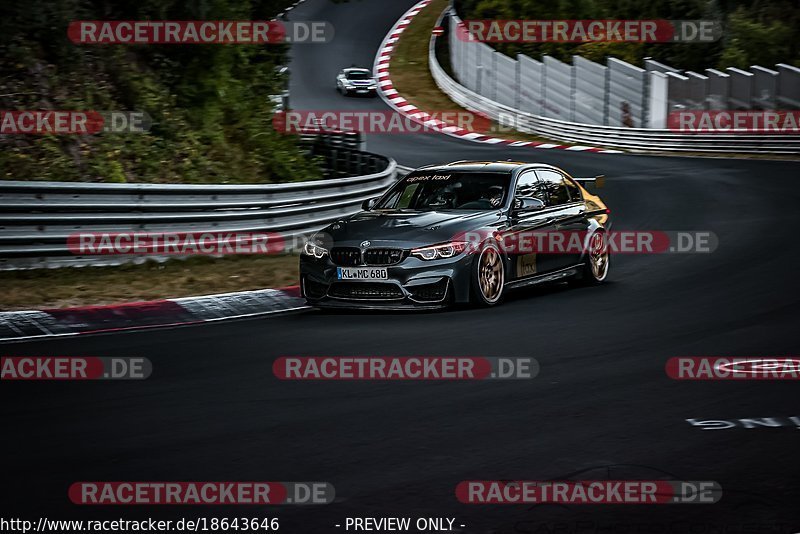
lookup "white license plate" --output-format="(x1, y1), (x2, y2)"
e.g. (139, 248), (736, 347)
(337, 267), (388, 280)
(357, 89), (368, 93)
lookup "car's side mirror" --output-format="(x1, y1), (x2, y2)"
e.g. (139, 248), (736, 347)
(513, 197), (546, 211)
(362, 197), (378, 211)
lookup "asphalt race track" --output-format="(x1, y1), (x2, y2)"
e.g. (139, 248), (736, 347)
(2, 0), (799, 531)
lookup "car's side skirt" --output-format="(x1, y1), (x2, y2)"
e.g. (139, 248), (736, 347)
(505, 265), (581, 290)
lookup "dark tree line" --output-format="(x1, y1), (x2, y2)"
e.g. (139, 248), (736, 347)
(455, 0), (798, 71)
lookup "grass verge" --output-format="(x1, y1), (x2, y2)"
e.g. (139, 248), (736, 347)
(0, 254), (300, 311)
(388, 0), (550, 145)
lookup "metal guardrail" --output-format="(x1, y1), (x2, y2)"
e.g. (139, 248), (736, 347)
(431, 10), (800, 154)
(0, 151), (412, 270)
(298, 130), (374, 177)
(298, 130), (364, 151)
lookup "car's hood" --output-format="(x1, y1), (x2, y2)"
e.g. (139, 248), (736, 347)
(319, 210), (503, 248)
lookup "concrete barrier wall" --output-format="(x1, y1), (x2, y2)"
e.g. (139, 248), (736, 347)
(448, 14), (800, 128)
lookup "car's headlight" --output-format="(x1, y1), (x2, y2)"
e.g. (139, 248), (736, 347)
(303, 241), (329, 259)
(411, 241), (468, 261)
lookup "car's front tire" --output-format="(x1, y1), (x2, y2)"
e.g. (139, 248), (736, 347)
(571, 230), (610, 286)
(471, 241), (505, 306)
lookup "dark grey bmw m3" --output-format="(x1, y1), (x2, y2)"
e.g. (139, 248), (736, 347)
(300, 161), (611, 309)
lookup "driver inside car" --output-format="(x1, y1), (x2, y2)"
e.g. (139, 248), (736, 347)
(458, 185), (505, 209)
(423, 190), (457, 209)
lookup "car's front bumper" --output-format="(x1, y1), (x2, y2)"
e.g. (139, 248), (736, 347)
(299, 253), (474, 309)
(344, 86), (377, 96)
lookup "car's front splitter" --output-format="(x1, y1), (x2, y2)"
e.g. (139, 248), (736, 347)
(300, 253), (474, 308)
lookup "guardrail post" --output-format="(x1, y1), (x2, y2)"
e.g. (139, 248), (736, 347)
(751, 66), (778, 110)
(603, 61), (610, 126)
(514, 57), (521, 111)
(705, 69), (730, 109)
(329, 148), (338, 176)
(647, 71), (669, 128)
(726, 67), (754, 109)
(776, 64), (800, 109)
(686, 71), (709, 110)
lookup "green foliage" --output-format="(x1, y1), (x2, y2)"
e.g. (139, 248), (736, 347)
(0, 0), (323, 183)
(573, 41), (643, 65)
(717, 6), (793, 69)
(455, 0), (799, 70)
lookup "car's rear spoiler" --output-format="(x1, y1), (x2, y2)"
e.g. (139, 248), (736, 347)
(573, 175), (605, 188)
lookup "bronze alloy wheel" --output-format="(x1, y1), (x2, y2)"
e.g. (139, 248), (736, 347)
(589, 231), (610, 281)
(478, 246), (504, 304)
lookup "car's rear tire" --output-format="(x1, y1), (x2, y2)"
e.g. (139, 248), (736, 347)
(571, 230), (610, 286)
(471, 242), (505, 306)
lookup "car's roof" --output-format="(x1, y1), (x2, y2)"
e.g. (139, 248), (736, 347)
(342, 67), (371, 74)
(414, 161), (557, 174)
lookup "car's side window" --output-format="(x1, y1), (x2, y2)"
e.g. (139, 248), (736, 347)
(378, 182), (420, 209)
(378, 189), (402, 209)
(535, 170), (571, 206)
(397, 183), (420, 208)
(514, 171), (548, 203)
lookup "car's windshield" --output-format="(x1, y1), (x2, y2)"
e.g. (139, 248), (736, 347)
(346, 71), (371, 80)
(375, 172), (510, 211)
